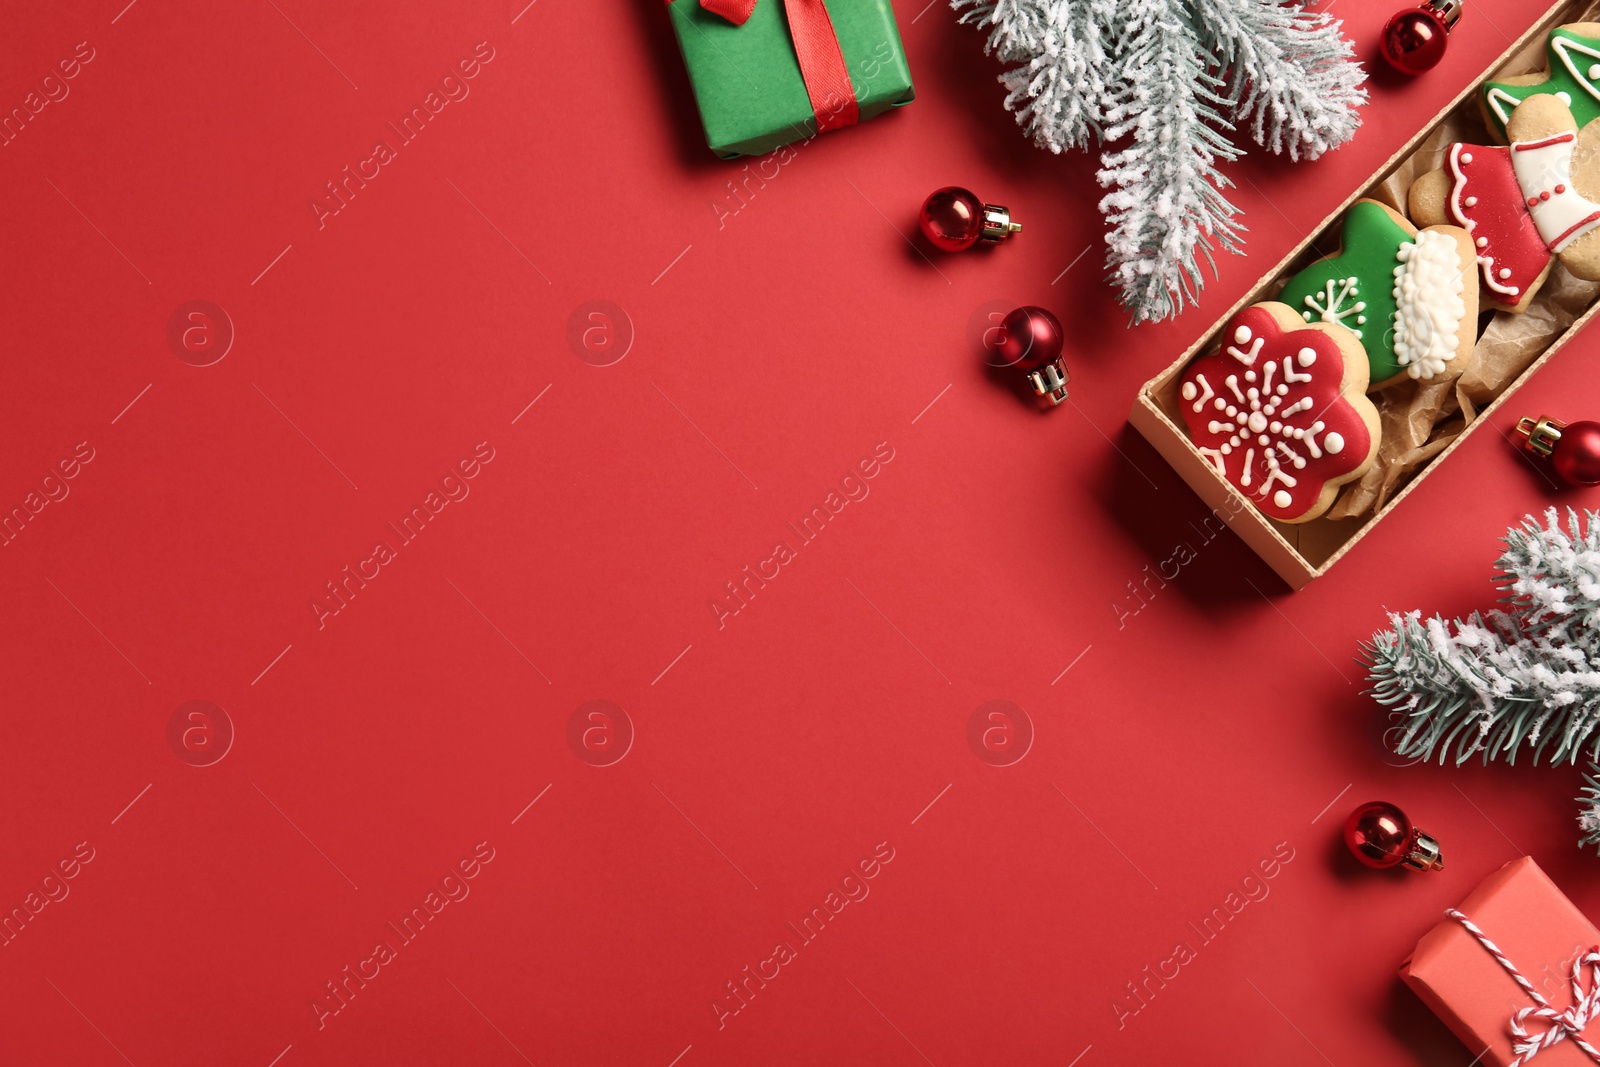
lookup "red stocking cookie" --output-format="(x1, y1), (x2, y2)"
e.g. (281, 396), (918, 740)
(1178, 302), (1381, 524)
(1444, 142), (1553, 307)
(1408, 94), (1600, 311)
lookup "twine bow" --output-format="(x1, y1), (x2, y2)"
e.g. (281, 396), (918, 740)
(1449, 907), (1600, 1065)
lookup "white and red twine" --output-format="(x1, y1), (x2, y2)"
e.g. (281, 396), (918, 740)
(1447, 906), (1600, 1065)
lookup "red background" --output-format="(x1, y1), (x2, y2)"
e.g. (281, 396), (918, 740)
(0, 1), (1592, 1064)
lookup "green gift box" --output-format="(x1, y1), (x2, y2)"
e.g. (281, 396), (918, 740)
(666, 0), (915, 159)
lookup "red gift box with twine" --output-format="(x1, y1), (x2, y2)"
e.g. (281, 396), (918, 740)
(1403, 857), (1600, 1065)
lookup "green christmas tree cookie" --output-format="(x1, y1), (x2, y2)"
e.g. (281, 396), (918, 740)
(1277, 199), (1476, 388)
(1480, 24), (1600, 143)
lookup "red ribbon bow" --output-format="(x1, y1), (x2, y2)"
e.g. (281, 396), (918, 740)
(696, 0), (757, 22)
(682, 0), (860, 133)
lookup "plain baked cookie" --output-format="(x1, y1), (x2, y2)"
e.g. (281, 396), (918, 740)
(1177, 302), (1382, 525)
(1276, 199), (1476, 388)
(1409, 93), (1600, 313)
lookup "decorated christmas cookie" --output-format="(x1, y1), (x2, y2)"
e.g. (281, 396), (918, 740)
(1408, 94), (1600, 313)
(1479, 23), (1600, 143)
(1177, 302), (1381, 524)
(1276, 200), (1476, 387)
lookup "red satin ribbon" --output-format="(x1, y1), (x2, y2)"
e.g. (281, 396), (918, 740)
(782, 0), (858, 131)
(675, 0), (860, 132)
(698, 0), (757, 23)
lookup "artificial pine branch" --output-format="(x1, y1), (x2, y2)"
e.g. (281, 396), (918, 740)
(1364, 510), (1600, 847)
(1191, 0), (1366, 161)
(955, 0), (1114, 151)
(1098, 0), (1242, 322)
(1579, 764), (1600, 851)
(952, 0), (1367, 324)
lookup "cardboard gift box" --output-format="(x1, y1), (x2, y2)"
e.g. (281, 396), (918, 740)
(1401, 857), (1600, 1067)
(665, 0), (914, 159)
(1129, 0), (1600, 588)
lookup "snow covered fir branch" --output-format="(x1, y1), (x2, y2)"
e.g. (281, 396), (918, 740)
(1363, 510), (1600, 848)
(1580, 765), (1600, 852)
(952, 0), (1366, 324)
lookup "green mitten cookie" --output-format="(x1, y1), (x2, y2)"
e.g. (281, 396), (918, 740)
(1277, 200), (1475, 388)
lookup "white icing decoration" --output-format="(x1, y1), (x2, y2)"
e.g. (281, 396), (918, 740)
(1325, 432), (1345, 454)
(1466, 196), (1478, 207)
(1546, 34), (1600, 104)
(1560, 91), (1574, 106)
(1510, 132), (1600, 252)
(1226, 328), (1265, 367)
(1476, 236), (1488, 248)
(1485, 87), (1521, 128)
(1184, 373), (1214, 413)
(1300, 421), (1326, 459)
(1391, 229), (1467, 380)
(1257, 451), (1294, 501)
(1301, 277), (1365, 339)
(1499, 267), (1511, 278)
(1272, 490), (1292, 509)
(1461, 152), (1473, 164)
(1296, 348), (1316, 367)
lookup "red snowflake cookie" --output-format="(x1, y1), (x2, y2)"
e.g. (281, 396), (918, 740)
(1178, 302), (1381, 524)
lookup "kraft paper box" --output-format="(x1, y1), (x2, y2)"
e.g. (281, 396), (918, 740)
(1401, 857), (1600, 1067)
(1129, 0), (1600, 589)
(666, 0), (914, 159)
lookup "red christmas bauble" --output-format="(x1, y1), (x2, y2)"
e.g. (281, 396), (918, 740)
(991, 306), (1064, 372)
(1515, 415), (1600, 487)
(1344, 801), (1413, 868)
(1551, 421), (1600, 487)
(1380, 5), (1453, 75)
(1342, 800), (1443, 871)
(919, 186), (985, 251)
